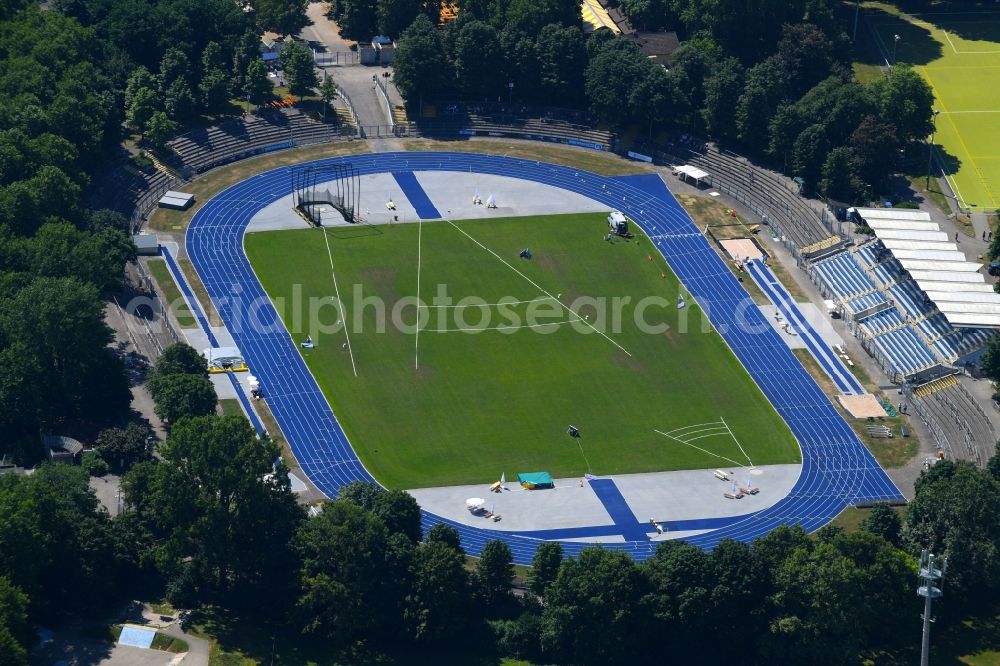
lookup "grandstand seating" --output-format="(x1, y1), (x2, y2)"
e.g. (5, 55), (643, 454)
(845, 292), (888, 314)
(859, 308), (905, 335)
(853, 244), (902, 287)
(887, 281), (934, 320)
(870, 325), (938, 375)
(812, 252), (877, 299)
(933, 327), (993, 362)
(413, 109), (615, 151)
(916, 313), (952, 342)
(167, 109), (347, 175)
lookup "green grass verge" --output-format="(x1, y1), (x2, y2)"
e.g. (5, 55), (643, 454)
(147, 258), (197, 328)
(246, 213), (800, 489)
(218, 398), (243, 417)
(792, 349), (919, 469)
(827, 504), (904, 533)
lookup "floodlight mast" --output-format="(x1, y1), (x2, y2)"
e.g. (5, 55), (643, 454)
(917, 550), (946, 666)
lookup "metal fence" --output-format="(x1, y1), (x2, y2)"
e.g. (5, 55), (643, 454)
(313, 50), (360, 66)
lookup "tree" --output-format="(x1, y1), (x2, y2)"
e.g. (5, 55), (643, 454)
(337, 0), (379, 40)
(336, 480), (384, 510)
(125, 87), (160, 133)
(95, 422), (152, 472)
(640, 540), (716, 659)
(869, 65), (935, 143)
(152, 343), (208, 381)
(736, 59), (787, 154)
(791, 124), (830, 194)
(850, 115), (899, 191)
(0, 277), (130, 428)
(294, 500), (401, 647)
(474, 540), (514, 608)
(527, 541), (562, 598)
(281, 44), (320, 101)
(0, 577), (30, 664)
(535, 24), (587, 108)
(541, 548), (646, 665)
(979, 334), (1000, 383)
(123, 415), (305, 604)
(145, 111), (178, 148)
(150, 373), (217, 423)
(0, 465), (116, 619)
(774, 22), (838, 97)
(405, 540), (470, 643)
(378, 0), (421, 37)
(820, 146), (859, 202)
(585, 40), (649, 124)
(200, 69), (231, 114)
(254, 0), (309, 35)
(373, 489), (423, 543)
(164, 79), (197, 122)
(319, 74), (338, 122)
(392, 15), (449, 104)
(450, 20), (501, 97)
(702, 57), (744, 141)
(906, 460), (1000, 612)
(244, 59), (274, 105)
(425, 523), (463, 552)
(989, 440), (1000, 481)
(859, 503), (902, 547)
(159, 48), (191, 92)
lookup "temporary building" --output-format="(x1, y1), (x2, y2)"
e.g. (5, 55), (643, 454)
(517, 471), (554, 489)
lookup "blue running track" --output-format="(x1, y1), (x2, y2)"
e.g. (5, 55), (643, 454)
(185, 152), (904, 564)
(392, 171), (441, 219)
(587, 479), (651, 542)
(746, 259), (864, 395)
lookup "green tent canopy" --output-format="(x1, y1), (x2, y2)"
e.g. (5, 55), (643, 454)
(517, 471), (553, 489)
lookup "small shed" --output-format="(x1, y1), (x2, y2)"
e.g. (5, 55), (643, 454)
(133, 233), (159, 256)
(372, 35), (394, 64)
(517, 471), (554, 489)
(158, 191), (194, 210)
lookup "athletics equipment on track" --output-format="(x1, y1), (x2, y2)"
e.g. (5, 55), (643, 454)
(186, 152), (904, 564)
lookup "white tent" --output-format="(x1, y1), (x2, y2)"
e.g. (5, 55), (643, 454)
(890, 249), (967, 262)
(674, 165), (711, 185)
(855, 208), (931, 222)
(874, 230), (950, 242)
(865, 219), (941, 232)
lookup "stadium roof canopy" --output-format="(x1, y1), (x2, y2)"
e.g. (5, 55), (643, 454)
(855, 207), (1000, 328)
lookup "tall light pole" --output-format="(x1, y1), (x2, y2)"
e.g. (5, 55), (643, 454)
(853, 0), (861, 42)
(926, 110), (940, 188)
(507, 81), (514, 113)
(917, 550), (947, 666)
(893, 34), (901, 65)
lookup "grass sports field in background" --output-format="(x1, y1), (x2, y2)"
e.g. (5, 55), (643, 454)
(245, 213), (799, 489)
(868, 7), (1000, 210)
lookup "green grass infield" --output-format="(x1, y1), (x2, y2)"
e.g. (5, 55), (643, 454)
(245, 213), (800, 489)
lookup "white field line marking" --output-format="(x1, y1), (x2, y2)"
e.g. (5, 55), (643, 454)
(943, 29), (960, 54)
(938, 109), (1000, 114)
(424, 319), (576, 333)
(654, 429), (747, 469)
(576, 436), (593, 475)
(417, 296), (554, 309)
(321, 228), (358, 377)
(443, 218), (632, 357)
(414, 214), (423, 370)
(720, 415), (755, 468)
(660, 420), (729, 435)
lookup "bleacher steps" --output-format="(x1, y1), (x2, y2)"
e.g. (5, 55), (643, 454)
(914, 374), (959, 399)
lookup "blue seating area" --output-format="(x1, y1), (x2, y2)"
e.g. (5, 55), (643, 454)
(813, 252), (877, 299)
(887, 280), (934, 320)
(852, 245), (900, 286)
(845, 292), (888, 314)
(871, 325), (938, 375)
(859, 308), (905, 335)
(917, 313), (952, 342)
(936, 327), (994, 361)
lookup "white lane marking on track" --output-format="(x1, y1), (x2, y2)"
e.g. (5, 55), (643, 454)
(414, 213), (423, 370)
(443, 218), (632, 357)
(321, 227), (358, 377)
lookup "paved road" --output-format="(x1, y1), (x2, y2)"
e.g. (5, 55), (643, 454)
(298, 2), (394, 129)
